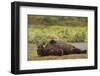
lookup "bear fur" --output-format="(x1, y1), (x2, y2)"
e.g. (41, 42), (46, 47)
(37, 40), (81, 56)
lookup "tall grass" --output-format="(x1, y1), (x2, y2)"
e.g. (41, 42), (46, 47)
(28, 25), (87, 44)
(28, 25), (88, 60)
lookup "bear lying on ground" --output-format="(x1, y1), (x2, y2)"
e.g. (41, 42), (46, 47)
(37, 40), (82, 56)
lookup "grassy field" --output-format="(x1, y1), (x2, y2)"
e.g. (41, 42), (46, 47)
(28, 25), (87, 44)
(28, 15), (88, 61)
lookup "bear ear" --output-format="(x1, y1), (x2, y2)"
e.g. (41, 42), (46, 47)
(49, 40), (57, 44)
(43, 45), (45, 48)
(42, 42), (48, 48)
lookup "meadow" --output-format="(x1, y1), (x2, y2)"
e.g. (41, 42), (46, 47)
(28, 25), (88, 61)
(28, 25), (87, 43)
(28, 15), (88, 61)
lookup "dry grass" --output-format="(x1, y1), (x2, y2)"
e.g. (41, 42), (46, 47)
(28, 54), (87, 61)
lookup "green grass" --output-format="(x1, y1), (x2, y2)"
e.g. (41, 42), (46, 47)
(28, 25), (87, 44)
(28, 25), (88, 61)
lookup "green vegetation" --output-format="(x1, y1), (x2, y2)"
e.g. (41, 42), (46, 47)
(28, 15), (87, 26)
(28, 25), (87, 44)
(28, 15), (88, 61)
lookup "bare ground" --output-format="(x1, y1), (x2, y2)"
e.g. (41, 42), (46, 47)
(28, 53), (87, 61)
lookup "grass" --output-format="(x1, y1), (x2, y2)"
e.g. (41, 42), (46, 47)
(28, 25), (87, 44)
(28, 53), (87, 61)
(28, 25), (88, 61)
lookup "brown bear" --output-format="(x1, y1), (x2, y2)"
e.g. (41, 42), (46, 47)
(37, 40), (82, 56)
